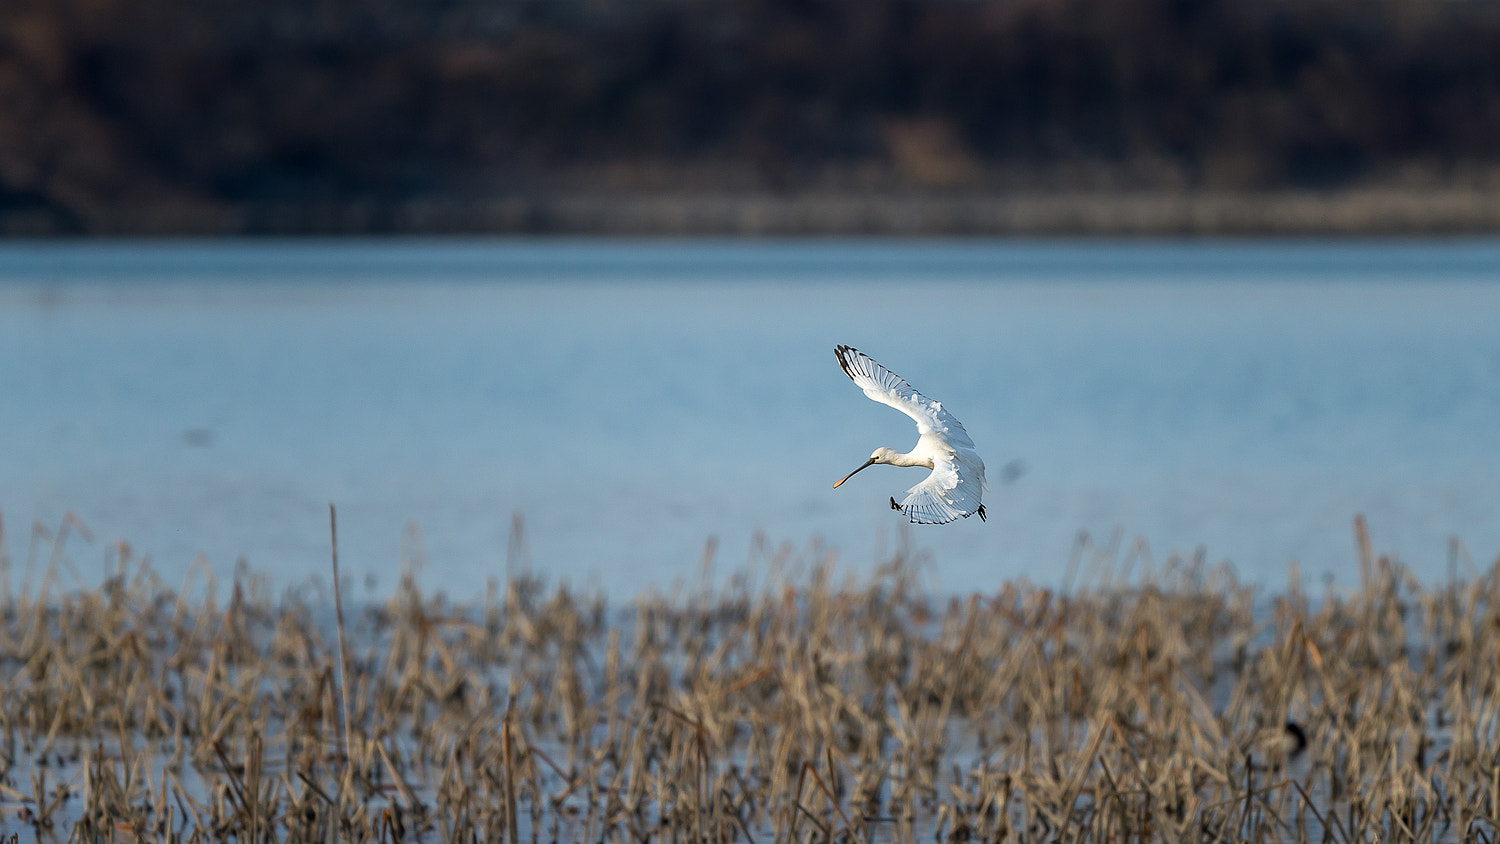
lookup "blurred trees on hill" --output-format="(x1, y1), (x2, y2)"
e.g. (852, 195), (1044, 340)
(4, 0), (1500, 232)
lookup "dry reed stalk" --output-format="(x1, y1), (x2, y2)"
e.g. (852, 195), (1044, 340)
(330, 503), (353, 773)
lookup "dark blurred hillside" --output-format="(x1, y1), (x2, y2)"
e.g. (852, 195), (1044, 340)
(6, 0), (1500, 234)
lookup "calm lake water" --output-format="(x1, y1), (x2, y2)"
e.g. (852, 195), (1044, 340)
(2, 239), (1499, 600)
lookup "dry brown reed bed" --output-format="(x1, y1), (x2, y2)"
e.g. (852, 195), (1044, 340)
(2, 511), (1499, 843)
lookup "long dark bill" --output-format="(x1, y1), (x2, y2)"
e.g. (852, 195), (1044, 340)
(832, 457), (877, 488)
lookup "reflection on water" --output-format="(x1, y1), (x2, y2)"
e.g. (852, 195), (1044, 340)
(1, 239), (1499, 598)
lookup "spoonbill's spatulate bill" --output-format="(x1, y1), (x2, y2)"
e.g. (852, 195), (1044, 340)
(832, 345), (987, 524)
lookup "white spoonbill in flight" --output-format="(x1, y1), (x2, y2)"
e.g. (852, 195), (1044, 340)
(832, 345), (987, 524)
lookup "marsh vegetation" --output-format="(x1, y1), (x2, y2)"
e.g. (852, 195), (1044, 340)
(1, 512), (1497, 842)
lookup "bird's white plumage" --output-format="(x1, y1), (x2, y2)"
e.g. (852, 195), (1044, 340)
(835, 345), (977, 447)
(834, 345), (987, 525)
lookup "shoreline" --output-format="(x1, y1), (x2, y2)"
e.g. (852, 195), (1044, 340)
(8, 188), (1500, 237)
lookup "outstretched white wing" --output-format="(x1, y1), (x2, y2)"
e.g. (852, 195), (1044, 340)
(835, 345), (987, 524)
(834, 345), (977, 449)
(895, 444), (987, 525)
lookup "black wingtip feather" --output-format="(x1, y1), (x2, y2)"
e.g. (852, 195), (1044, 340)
(834, 344), (859, 382)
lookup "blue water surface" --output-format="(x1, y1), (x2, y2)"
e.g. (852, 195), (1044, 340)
(2, 238), (1498, 600)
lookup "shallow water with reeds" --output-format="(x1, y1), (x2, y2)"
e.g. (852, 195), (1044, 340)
(2, 524), (1497, 842)
(3, 239), (1500, 841)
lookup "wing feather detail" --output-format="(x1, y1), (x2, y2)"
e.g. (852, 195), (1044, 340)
(895, 449), (988, 525)
(835, 345), (977, 448)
